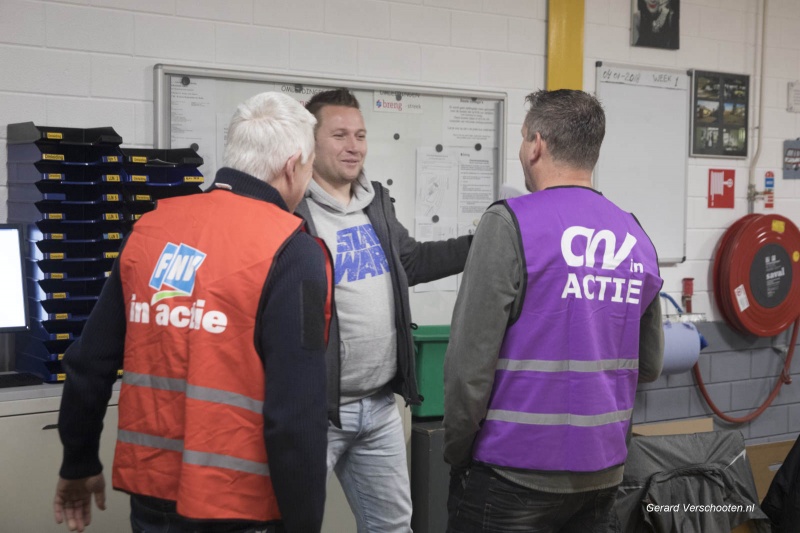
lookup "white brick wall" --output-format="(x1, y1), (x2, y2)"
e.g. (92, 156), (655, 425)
(0, 0), (45, 46)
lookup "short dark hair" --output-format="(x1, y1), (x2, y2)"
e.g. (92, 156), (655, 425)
(523, 89), (606, 171)
(305, 88), (360, 121)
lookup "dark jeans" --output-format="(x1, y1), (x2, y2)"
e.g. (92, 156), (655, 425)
(130, 495), (285, 533)
(447, 464), (617, 533)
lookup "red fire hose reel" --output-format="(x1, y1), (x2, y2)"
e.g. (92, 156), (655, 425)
(713, 213), (800, 336)
(698, 214), (800, 424)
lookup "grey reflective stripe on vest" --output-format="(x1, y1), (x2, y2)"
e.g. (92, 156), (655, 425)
(124, 371), (186, 392)
(486, 408), (633, 427)
(118, 430), (270, 477)
(184, 450), (270, 476)
(123, 371), (263, 414)
(495, 358), (639, 373)
(118, 429), (183, 452)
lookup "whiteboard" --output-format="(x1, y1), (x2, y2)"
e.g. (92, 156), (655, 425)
(594, 62), (689, 264)
(153, 64), (506, 324)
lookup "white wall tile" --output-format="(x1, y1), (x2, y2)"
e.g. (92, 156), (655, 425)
(390, 5), (450, 46)
(585, 23), (631, 63)
(768, 0), (800, 19)
(718, 41), (748, 74)
(424, 0), (481, 12)
(585, 0), (610, 25)
(419, 45), (479, 85)
(508, 17), (545, 55)
(133, 101), (154, 146)
(0, 1), (45, 46)
(479, 51), (537, 89)
(762, 107), (798, 139)
(49, 0), (89, 5)
(608, 0), (631, 28)
(0, 94), (47, 138)
(46, 4), (134, 54)
(325, 0), (390, 39)
(90, 0), (175, 14)
(685, 228), (726, 262)
(290, 31), (357, 75)
(90, 55), (154, 101)
(505, 88), (530, 124)
(177, 0), (253, 23)
(678, 36), (720, 71)
(680, 3), (702, 37)
(358, 39), (419, 80)
(452, 11), (507, 51)
(46, 97), (136, 142)
(764, 46), (800, 78)
(0, 46), (91, 96)
(216, 24), (289, 68)
(482, 0), (538, 19)
(699, 7), (747, 43)
(254, 0), (324, 31)
(134, 15), (215, 61)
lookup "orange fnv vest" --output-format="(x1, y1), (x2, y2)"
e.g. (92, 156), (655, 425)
(112, 189), (328, 522)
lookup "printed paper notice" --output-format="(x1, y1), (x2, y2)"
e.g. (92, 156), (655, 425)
(414, 148), (458, 292)
(457, 149), (495, 235)
(443, 98), (499, 148)
(171, 77), (215, 177)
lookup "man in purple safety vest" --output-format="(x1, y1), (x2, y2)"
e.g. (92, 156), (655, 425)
(443, 89), (665, 532)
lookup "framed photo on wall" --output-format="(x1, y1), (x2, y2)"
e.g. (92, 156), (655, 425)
(690, 70), (749, 158)
(631, 0), (680, 50)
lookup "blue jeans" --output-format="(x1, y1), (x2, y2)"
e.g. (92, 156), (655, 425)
(327, 388), (412, 533)
(447, 464), (617, 533)
(130, 495), (284, 533)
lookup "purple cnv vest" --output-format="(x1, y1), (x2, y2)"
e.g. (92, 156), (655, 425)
(472, 187), (662, 473)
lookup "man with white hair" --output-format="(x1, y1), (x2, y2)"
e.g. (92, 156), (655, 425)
(54, 92), (332, 533)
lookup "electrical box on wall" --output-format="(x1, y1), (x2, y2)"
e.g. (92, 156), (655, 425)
(785, 139), (800, 180)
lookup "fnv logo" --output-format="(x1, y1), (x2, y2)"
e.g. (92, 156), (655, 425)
(559, 226), (644, 304)
(149, 242), (206, 304)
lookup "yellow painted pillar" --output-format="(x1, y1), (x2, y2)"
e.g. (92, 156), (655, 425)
(547, 0), (585, 90)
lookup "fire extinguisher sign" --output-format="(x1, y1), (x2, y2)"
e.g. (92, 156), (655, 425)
(765, 171), (775, 209)
(708, 169), (735, 208)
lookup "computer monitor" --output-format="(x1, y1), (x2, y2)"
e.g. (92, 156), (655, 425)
(0, 224), (29, 332)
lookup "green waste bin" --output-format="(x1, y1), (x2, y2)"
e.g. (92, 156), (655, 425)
(411, 325), (450, 418)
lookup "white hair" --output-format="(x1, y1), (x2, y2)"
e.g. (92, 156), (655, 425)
(223, 92), (316, 183)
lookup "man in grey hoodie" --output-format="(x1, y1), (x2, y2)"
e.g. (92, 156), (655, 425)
(295, 88), (471, 532)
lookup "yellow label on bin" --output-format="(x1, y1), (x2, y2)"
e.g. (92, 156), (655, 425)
(184, 176), (204, 183)
(57, 373), (66, 381)
(50, 234), (64, 240)
(104, 194), (120, 202)
(52, 292), (67, 299)
(104, 251), (119, 259)
(134, 194), (151, 201)
(47, 213), (64, 220)
(772, 220), (785, 233)
(104, 213), (120, 221)
(46, 132), (63, 140)
(47, 173), (63, 180)
(106, 232), (121, 240)
(54, 313), (69, 320)
(104, 174), (121, 182)
(43, 153), (65, 161)
(117, 369), (124, 377)
(48, 253), (65, 260)
(131, 175), (148, 182)
(131, 156), (148, 163)
(50, 273), (64, 279)
(132, 214), (142, 220)
(56, 333), (70, 340)
(105, 156), (119, 163)
(58, 353), (65, 360)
